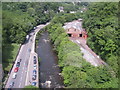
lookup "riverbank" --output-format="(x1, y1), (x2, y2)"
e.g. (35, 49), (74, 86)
(36, 31), (64, 88)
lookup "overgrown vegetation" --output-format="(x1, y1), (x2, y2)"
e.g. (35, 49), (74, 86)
(2, 44), (20, 83)
(82, 2), (119, 77)
(2, 2), (118, 88)
(44, 2), (118, 88)
(2, 2), (85, 77)
(2, 2), (64, 83)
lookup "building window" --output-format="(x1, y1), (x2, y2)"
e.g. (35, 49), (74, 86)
(79, 34), (82, 37)
(68, 34), (72, 37)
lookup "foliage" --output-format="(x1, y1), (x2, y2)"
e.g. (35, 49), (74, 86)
(2, 2), (118, 88)
(2, 43), (20, 76)
(45, 3), (118, 88)
(2, 2), (86, 85)
(82, 2), (119, 80)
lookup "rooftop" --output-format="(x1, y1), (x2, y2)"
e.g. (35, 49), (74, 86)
(63, 19), (83, 31)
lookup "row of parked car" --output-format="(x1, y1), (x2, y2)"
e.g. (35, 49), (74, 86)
(9, 59), (22, 88)
(31, 56), (37, 86)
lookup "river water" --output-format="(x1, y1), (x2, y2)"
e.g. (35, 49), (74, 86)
(37, 31), (64, 88)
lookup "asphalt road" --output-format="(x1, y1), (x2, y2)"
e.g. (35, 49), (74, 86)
(5, 24), (47, 88)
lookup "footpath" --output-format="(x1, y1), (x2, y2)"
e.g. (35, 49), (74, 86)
(70, 37), (107, 66)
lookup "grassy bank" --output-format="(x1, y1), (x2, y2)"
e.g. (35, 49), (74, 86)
(2, 43), (20, 80)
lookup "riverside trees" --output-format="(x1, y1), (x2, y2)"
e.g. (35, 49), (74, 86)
(44, 2), (118, 88)
(82, 2), (119, 78)
(2, 2), (118, 88)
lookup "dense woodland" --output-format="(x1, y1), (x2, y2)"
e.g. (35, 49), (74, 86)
(2, 2), (119, 88)
(82, 2), (119, 77)
(45, 2), (119, 88)
(2, 2), (87, 85)
(2, 2), (81, 73)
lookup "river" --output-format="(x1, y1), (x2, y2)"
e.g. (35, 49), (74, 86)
(36, 31), (64, 88)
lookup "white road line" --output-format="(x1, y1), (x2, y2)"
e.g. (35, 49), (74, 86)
(20, 77), (22, 81)
(76, 40), (80, 44)
(19, 83), (21, 88)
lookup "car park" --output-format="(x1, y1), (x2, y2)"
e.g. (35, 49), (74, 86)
(33, 70), (37, 75)
(32, 82), (36, 86)
(12, 73), (17, 79)
(14, 67), (19, 72)
(32, 75), (36, 80)
(9, 82), (14, 88)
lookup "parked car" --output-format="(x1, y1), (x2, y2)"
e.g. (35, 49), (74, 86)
(9, 82), (14, 88)
(16, 62), (20, 67)
(32, 82), (36, 86)
(33, 65), (37, 69)
(14, 67), (19, 72)
(33, 59), (37, 64)
(19, 59), (22, 62)
(34, 56), (36, 60)
(12, 73), (17, 79)
(33, 70), (37, 75)
(32, 75), (36, 80)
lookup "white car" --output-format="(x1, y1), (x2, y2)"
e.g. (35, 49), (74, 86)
(34, 65), (37, 69)
(12, 73), (17, 79)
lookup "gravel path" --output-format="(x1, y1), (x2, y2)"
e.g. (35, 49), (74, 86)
(70, 38), (106, 66)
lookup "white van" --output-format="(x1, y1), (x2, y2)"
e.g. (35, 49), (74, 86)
(12, 73), (17, 79)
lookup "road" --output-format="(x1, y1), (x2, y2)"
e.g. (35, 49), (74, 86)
(5, 24), (47, 88)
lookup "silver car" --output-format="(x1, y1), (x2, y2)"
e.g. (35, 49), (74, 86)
(12, 73), (17, 79)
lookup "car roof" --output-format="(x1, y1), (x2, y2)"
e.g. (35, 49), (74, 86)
(13, 73), (17, 75)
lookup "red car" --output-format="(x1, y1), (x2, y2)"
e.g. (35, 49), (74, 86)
(14, 67), (19, 72)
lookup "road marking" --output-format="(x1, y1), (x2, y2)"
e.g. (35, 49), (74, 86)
(19, 83), (21, 88)
(20, 77), (23, 81)
(76, 40), (80, 44)
(22, 71), (23, 74)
